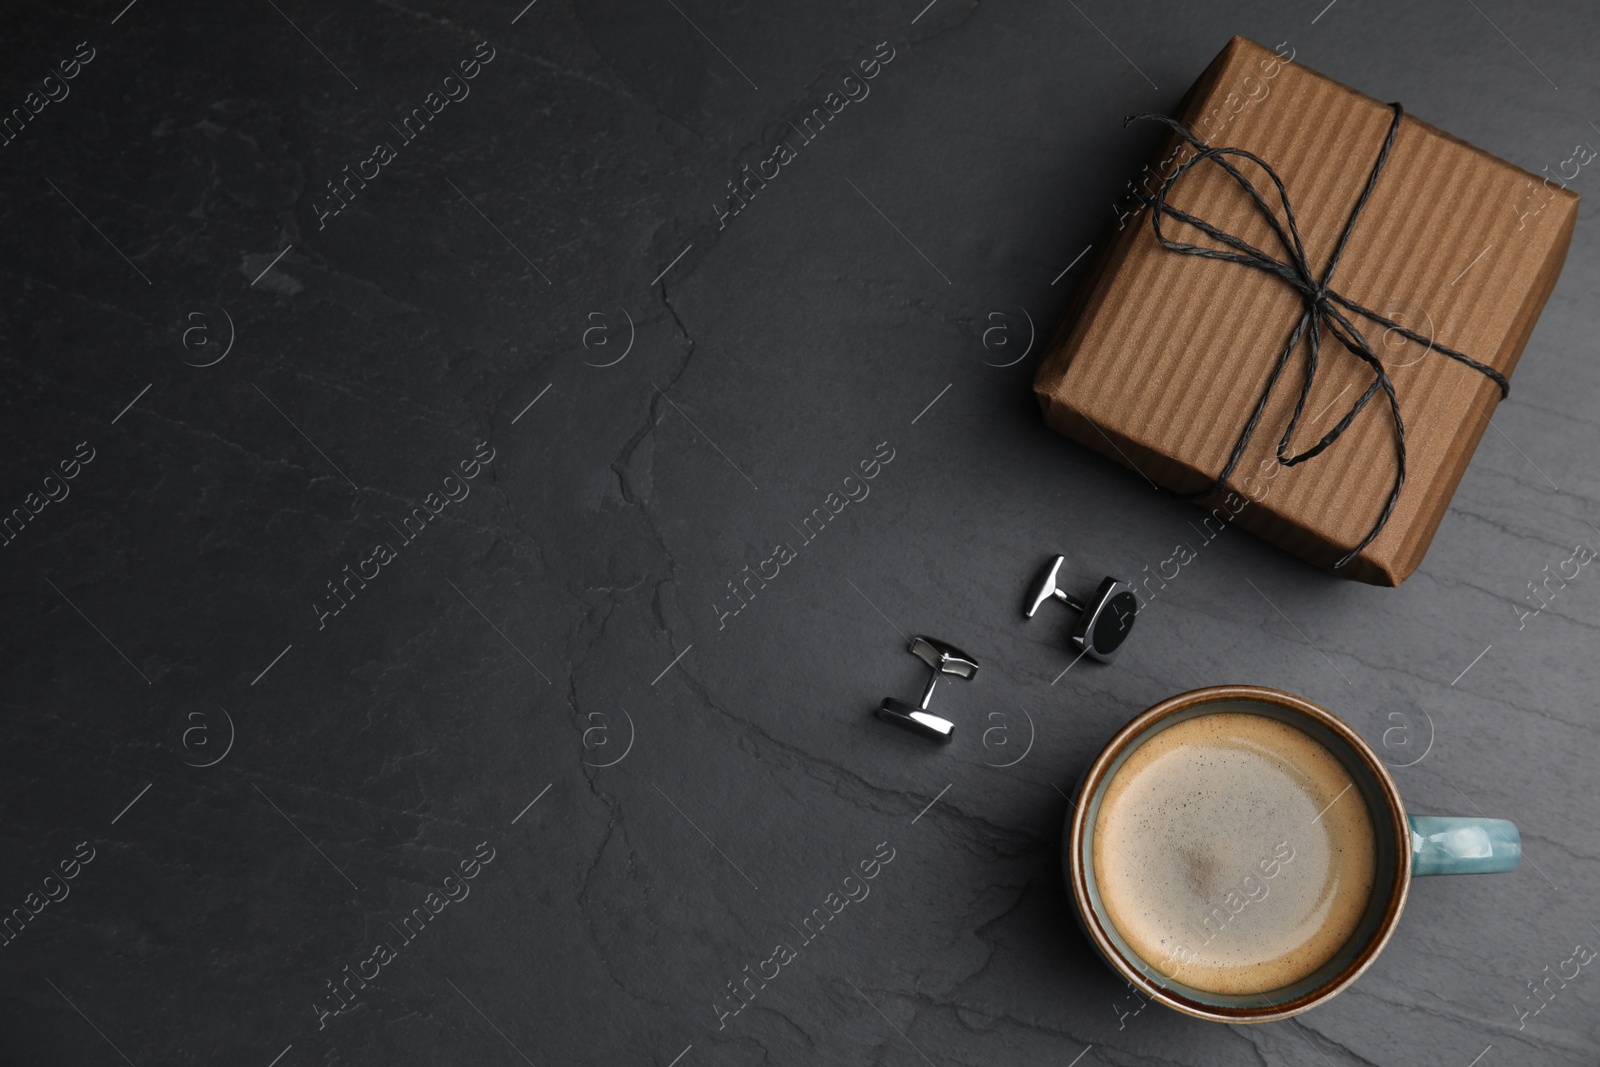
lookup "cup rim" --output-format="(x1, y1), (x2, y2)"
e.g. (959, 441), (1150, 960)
(1065, 684), (1412, 1023)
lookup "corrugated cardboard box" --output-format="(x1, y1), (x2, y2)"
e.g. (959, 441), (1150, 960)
(1034, 36), (1579, 585)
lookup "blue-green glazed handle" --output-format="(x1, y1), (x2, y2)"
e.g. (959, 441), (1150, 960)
(1409, 815), (1521, 876)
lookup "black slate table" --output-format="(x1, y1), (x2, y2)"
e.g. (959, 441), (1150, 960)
(3, 0), (1597, 1064)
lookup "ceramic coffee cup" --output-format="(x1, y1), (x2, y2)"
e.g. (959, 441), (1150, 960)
(1064, 684), (1520, 1022)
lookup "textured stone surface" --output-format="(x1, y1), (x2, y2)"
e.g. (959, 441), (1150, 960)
(1, 0), (1597, 1064)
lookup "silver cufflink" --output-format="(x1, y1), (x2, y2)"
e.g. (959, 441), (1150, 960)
(877, 636), (979, 744)
(1024, 554), (1139, 662)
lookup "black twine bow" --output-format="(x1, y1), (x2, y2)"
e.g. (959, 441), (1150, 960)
(1126, 103), (1509, 568)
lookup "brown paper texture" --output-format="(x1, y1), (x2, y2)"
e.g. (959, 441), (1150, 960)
(1034, 36), (1579, 585)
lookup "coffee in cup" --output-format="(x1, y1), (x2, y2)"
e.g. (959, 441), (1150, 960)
(1065, 686), (1523, 1022)
(1092, 710), (1377, 995)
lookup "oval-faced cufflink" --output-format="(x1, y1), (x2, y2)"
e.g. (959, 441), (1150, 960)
(876, 635), (979, 744)
(1023, 554), (1139, 662)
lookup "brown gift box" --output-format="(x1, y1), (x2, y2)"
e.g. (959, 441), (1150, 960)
(1033, 36), (1579, 585)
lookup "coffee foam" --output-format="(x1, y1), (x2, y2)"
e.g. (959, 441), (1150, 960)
(1092, 711), (1377, 996)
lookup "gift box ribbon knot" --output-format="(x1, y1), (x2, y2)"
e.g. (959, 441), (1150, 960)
(1129, 103), (1511, 568)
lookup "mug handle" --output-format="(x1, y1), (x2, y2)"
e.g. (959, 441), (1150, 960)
(1409, 815), (1521, 876)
